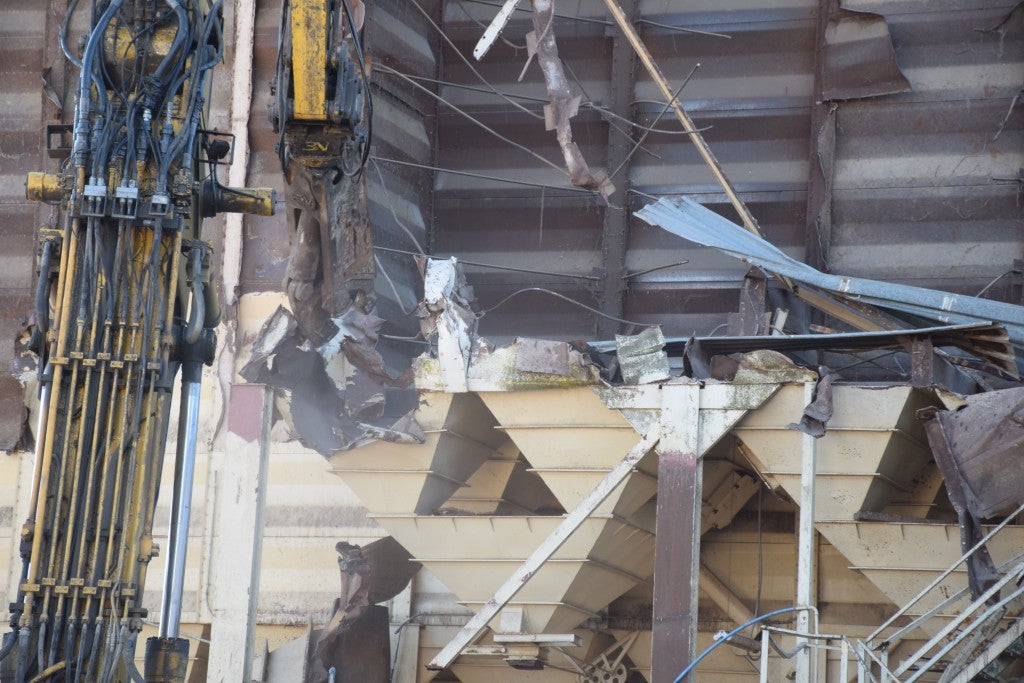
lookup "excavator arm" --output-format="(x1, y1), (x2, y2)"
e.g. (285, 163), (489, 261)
(269, 0), (376, 347)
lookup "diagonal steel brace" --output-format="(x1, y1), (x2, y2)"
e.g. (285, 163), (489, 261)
(426, 429), (662, 671)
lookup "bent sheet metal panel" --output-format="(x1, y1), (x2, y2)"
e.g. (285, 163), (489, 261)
(635, 196), (1024, 347)
(926, 387), (1024, 519)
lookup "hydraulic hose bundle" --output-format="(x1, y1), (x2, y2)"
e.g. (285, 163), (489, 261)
(16, 2), (274, 681)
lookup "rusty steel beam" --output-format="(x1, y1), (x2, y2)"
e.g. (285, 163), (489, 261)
(652, 384), (701, 683)
(597, 0), (638, 339)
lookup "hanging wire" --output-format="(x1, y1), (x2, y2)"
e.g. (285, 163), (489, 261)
(478, 287), (652, 327)
(376, 64), (570, 177)
(370, 155), (591, 194)
(369, 157), (426, 255)
(975, 269), (1018, 298)
(407, 0), (544, 121)
(374, 244), (600, 281)
(339, 0), (373, 176)
(374, 254), (419, 316)
(610, 63), (702, 180)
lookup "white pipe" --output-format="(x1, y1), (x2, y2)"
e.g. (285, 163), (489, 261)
(759, 629), (770, 683)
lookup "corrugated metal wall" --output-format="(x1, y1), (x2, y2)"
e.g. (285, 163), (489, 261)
(0, 1), (56, 449)
(431, 0), (1024, 342)
(5, 3), (1019, 452)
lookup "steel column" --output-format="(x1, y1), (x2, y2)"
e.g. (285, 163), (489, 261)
(652, 383), (700, 682)
(597, 0), (637, 339)
(805, 0), (837, 273)
(760, 629), (771, 683)
(795, 382), (818, 682)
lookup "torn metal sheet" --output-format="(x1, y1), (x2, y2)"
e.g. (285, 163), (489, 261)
(924, 388), (1024, 519)
(265, 343), (364, 453)
(311, 605), (391, 683)
(243, 306), (414, 454)
(418, 258), (477, 392)
(787, 369), (835, 438)
(822, 9), (911, 101)
(923, 412), (999, 600)
(313, 536), (420, 674)
(362, 536), (422, 605)
(636, 198), (1024, 356)
(530, 0), (614, 200)
(615, 328), (670, 385)
(727, 267), (769, 336)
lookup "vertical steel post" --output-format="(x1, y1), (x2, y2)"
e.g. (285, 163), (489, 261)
(795, 382), (818, 683)
(241, 385), (272, 683)
(597, 0), (637, 339)
(652, 383), (701, 682)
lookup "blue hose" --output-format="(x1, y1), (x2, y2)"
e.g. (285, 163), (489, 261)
(673, 606), (807, 682)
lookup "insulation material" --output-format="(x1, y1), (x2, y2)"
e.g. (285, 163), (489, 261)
(418, 258), (476, 392)
(614, 328), (669, 385)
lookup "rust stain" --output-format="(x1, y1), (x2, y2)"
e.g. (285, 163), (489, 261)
(227, 383), (267, 443)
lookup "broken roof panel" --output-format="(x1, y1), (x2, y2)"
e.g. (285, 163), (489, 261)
(636, 196), (1024, 351)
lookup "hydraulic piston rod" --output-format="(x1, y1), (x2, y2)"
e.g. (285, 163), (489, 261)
(158, 368), (202, 639)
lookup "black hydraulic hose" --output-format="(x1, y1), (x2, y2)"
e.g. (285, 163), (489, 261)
(59, 0), (83, 68)
(151, 0), (191, 87)
(46, 616), (62, 668)
(63, 626), (75, 683)
(72, 0), (123, 166)
(122, 632), (144, 683)
(15, 627), (29, 683)
(35, 241), (53, 340)
(339, 0), (372, 177)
